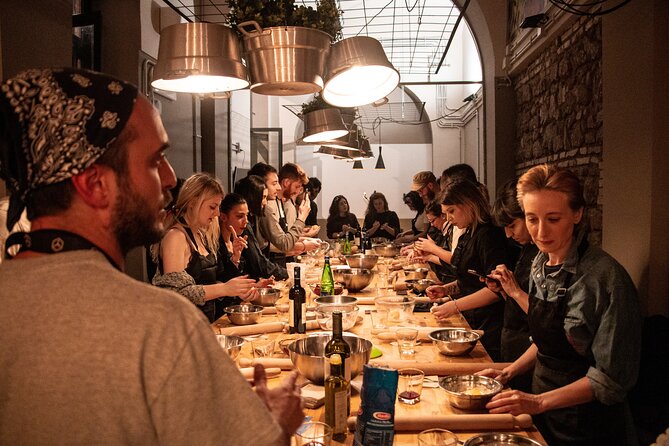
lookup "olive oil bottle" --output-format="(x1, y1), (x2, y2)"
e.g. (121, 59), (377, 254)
(325, 353), (349, 442)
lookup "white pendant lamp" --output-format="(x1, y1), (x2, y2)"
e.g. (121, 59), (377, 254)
(322, 36), (400, 107)
(152, 22), (249, 94)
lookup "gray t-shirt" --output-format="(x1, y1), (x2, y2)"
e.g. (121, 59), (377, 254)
(0, 250), (284, 445)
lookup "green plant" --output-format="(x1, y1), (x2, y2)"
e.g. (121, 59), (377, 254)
(301, 93), (332, 116)
(226, 0), (343, 41)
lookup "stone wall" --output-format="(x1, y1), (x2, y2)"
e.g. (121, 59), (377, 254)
(513, 16), (603, 245)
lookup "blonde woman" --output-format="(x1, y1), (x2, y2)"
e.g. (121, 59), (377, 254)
(425, 180), (509, 361)
(152, 173), (256, 322)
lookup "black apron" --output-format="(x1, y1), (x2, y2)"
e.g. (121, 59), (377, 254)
(528, 241), (627, 445)
(163, 225), (221, 323)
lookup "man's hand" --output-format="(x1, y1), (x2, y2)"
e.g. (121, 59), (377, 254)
(297, 198), (311, 221)
(254, 365), (304, 438)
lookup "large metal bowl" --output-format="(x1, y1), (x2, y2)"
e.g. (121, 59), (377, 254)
(314, 295), (358, 306)
(215, 334), (245, 361)
(438, 375), (503, 410)
(251, 287), (281, 306)
(332, 265), (352, 283)
(372, 243), (400, 257)
(429, 328), (480, 356)
(344, 254), (379, 270)
(288, 333), (373, 384)
(403, 266), (430, 280)
(463, 433), (543, 446)
(341, 268), (375, 292)
(225, 304), (263, 325)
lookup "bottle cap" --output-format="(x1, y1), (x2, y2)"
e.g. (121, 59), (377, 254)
(329, 353), (342, 365)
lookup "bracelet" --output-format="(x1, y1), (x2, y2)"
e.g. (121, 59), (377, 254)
(452, 299), (461, 313)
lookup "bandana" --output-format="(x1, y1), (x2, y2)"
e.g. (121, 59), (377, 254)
(0, 67), (138, 230)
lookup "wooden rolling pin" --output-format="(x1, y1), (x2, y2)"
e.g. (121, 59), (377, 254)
(347, 413), (533, 431)
(353, 296), (377, 305)
(217, 322), (285, 337)
(239, 367), (282, 381)
(367, 360), (512, 376)
(239, 357), (294, 370)
(261, 307), (277, 315)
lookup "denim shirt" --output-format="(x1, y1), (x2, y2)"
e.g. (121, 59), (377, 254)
(528, 235), (642, 405)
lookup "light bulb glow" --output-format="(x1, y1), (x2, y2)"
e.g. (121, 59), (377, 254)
(151, 75), (249, 94)
(323, 66), (399, 107)
(302, 129), (350, 143)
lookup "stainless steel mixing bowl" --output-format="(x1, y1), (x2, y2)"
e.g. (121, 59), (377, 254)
(341, 268), (375, 292)
(429, 328), (480, 356)
(288, 333), (373, 384)
(344, 254), (379, 270)
(438, 374), (503, 410)
(224, 304), (263, 325)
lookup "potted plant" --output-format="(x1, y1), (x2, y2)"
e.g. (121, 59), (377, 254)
(226, 0), (343, 96)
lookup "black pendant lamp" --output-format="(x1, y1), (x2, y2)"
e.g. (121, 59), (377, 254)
(353, 160), (363, 169)
(375, 124), (385, 169)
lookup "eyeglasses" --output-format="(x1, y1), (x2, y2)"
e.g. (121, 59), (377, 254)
(426, 215), (439, 225)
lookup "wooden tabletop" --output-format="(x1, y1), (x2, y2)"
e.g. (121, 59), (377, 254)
(213, 262), (546, 445)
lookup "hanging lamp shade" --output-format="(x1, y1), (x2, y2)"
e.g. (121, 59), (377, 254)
(352, 160), (364, 169)
(320, 123), (359, 150)
(152, 22), (249, 94)
(316, 145), (362, 158)
(375, 146), (386, 169)
(302, 108), (349, 143)
(322, 36), (400, 107)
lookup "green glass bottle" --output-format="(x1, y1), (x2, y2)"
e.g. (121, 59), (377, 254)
(325, 353), (349, 442)
(324, 311), (351, 381)
(320, 255), (335, 296)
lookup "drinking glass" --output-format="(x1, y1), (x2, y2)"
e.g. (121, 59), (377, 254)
(294, 421), (333, 446)
(251, 337), (275, 358)
(417, 428), (459, 446)
(397, 368), (424, 405)
(396, 328), (419, 359)
(275, 300), (290, 323)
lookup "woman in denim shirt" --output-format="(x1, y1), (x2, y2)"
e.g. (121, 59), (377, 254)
(480, 165), (642, 445)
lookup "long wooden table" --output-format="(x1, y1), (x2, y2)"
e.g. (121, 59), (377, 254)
(213, 263), (546, 445)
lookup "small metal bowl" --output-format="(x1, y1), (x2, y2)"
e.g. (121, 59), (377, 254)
(438, 375), (503, 410)
(215, 334), (245, 361)
(403, 267), (429, 280)
(406, 278), (435, 294)
(341, 268), (375, 292)
(251, 287), (281, 306)
(225, 304), (263, 325)
(344, 254), (379, 270)
(371, 243), (400, 257)
(429, 328), (481, 356)
(288, 333), (373, 384)
(315, 304), (359, 331)
(463, 433), (543, 446)
(314, 295), (358, 306)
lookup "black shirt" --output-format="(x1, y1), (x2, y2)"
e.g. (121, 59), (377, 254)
(326, 213), (360, 239)
(363, 211), (401, 240)
(305, 199), (318, 226)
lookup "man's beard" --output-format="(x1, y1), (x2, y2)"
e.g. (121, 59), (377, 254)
(112, 177), (170, 256)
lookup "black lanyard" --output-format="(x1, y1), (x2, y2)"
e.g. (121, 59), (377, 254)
(5, 229), (121, 271)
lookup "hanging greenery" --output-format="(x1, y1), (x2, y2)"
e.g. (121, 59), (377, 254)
(226, 0), (343, 42)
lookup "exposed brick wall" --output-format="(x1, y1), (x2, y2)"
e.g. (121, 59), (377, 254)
(513, 16), (603, 245)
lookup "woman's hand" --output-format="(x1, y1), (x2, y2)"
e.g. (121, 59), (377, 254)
(489, 264), (522, 299)
(229, 226), (248, 263)
(476, 368), (512, 385)
(426, 285), (447, 300)
(430, 300), (459, 320)
(342, 224), (354, 234)
(400, 244), (414, 256)
(256, 277), (275, 288)
(486, 389), (546, 415)
(221, 275), (256, 297)
(414, 236), (437, 254)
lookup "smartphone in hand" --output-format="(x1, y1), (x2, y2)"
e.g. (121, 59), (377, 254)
(467, 269), (500, 284)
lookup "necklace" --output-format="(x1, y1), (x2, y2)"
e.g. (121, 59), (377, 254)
(5, 229), (121, 271)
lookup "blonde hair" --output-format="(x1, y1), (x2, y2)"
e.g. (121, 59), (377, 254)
(516, 164), (585, 212)
(152, 173), (224, 263)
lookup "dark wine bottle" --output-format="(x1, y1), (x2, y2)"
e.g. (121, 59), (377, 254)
(289, 266), (306, 334)
(325, 353), (349, 442)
